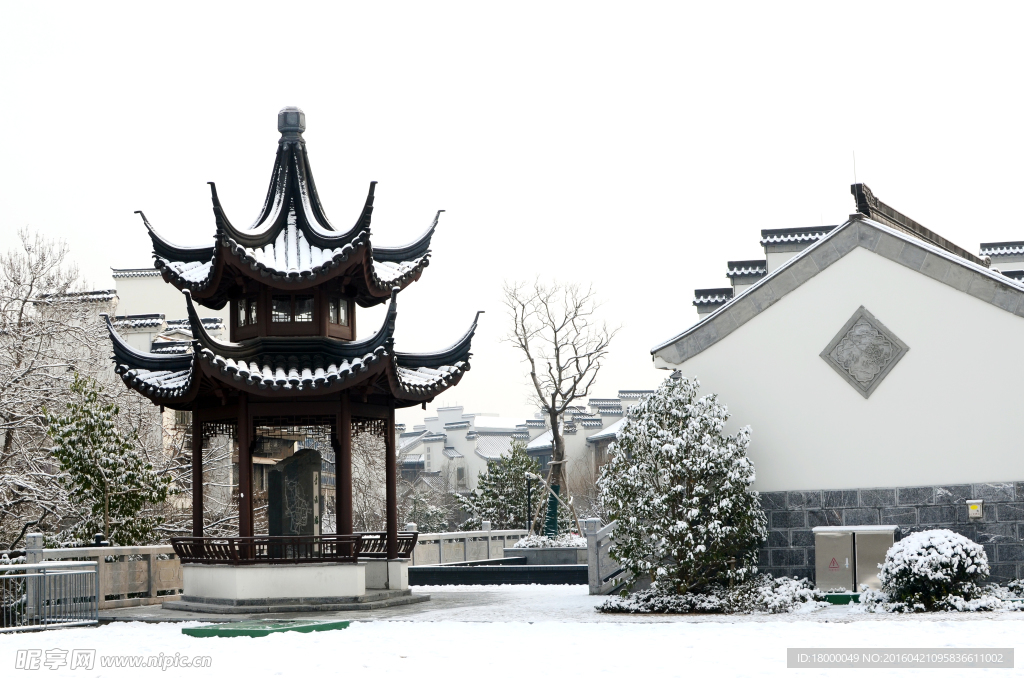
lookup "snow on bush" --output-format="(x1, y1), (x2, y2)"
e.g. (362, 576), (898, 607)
(512, 534), (587, 549)
(875, 529), (989, 611)
(599, 575), (827, 615)
(597, 376), (767, 595)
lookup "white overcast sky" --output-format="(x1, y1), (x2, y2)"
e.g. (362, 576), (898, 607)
(3, 2), (1023, 428)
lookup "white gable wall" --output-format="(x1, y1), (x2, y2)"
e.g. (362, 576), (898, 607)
(670, 245), (1024, 492)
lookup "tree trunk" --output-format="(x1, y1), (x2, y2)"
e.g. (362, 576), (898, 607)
(544, 406), (563, 536)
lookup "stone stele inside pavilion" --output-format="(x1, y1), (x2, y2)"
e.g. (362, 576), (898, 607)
(107, 107), (479, 612)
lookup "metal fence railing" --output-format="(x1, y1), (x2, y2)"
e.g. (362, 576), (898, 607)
(1, 562), (98, 633)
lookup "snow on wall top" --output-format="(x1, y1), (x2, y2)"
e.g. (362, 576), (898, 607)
(980, 241), (1024, 257)
(760, 226), (837, 246)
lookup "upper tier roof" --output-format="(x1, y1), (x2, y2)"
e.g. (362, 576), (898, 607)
(143, 107), (439, 309)
(107, 288), (481, 408)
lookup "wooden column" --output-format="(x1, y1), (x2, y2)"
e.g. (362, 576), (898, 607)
(191, 414), (203, 537)
(384, 406), (398, 559)
(337, 394), (353, 536)
(237, 393), (253, 538)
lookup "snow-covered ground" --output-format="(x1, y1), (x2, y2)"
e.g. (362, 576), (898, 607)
(3, 586), (1023, 677)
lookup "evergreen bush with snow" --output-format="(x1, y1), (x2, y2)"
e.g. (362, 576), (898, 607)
(459, 441), (545, 530)
(599, 574), (826, 614)
(46, 374), (171, 545)
(597, 377), (767, 598)
(865, 529), (994, 612)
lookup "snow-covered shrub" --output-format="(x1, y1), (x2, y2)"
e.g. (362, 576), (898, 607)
(46, 374), (171, 546)
(513, 534), (587, 549)
(876, 529), (989, 611)
(598, 376), (767, 595)
(599, 575), (826, 614)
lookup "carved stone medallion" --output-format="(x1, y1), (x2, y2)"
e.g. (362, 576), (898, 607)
(820, 307), (909, 398)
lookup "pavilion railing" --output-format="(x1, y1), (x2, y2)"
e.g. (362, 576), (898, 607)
(356, 532), (418, 559)
(170, 533), (419, 565)
(170, 535), (363, 565)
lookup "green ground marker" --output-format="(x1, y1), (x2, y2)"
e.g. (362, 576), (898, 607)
(824, 593), (860, 605)
(182, 620), (351, 638)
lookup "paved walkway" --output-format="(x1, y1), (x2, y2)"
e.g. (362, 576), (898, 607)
(100, 585), (1024, 625)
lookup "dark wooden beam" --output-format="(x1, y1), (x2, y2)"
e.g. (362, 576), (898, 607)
(338, 394), (353, 536)
(191, 414), (203, 537)
(385, 405), (398, 560)
(237, 393), (253, 538)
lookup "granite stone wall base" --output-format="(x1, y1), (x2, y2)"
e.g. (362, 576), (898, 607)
(759, 481), (1024, 584)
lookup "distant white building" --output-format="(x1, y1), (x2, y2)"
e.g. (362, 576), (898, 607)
(525, 390), (651, 500)
(397, 406), (546, 492)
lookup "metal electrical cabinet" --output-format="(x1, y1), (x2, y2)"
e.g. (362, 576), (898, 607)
(813, 530), (855, 592)
(812, 525), (897, 591)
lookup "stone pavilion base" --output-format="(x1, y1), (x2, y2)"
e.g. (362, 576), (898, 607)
(163, 560), (426, 614)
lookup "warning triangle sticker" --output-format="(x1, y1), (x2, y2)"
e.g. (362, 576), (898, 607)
(829, 557), (839, 570)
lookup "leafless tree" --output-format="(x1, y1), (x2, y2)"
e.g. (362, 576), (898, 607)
(504, 279), (617, 532)
(0, 228), (177, 548)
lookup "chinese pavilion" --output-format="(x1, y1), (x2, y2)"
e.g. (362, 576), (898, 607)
(107, 108), (478, 594)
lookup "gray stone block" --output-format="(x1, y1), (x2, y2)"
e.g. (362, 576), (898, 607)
(988, 562), (1017, 583)
(973, 483), (1015, 502)
(730, 299), (757, 327)
(831, 225), (859, 257)
(769, 270), (800, 298)
(758, 549), (770, 567)
(694, 324), (719, 351)
(822, 490), (858, 509)
(982, 543), (996, 563)
(810, 242), (842, 271)
(992, 287), (1020, 313)
(975, 523), (1017, 543)
(760, 492), (788, 512)
(858, 223), (881, 251)
(788, 491), (821, 509)
(897, 243), (927, 271)
(1016, 483), (1024, 501)
(860, 489), (895, 507)
(920, 253), (952, 283)
(966, 275), (998, 304)
(772, 549), (805, 567)
(808, 509), (842, 527)
(789, 255), (821, 286)
(843, 508), (880, 525)
(897, 487), (933, 505)
(771, 511), (806, 529)
(943, 263), (974, 292)
(934, 485), (972, 504)
(948, 524), (978, 541)
(996, 543), (1024, 563)
(996, 503), (1024, 522)
(874, 233), (906, 261)
(748, 284), (778, 314)
(882, 507), (918, 526)
(919, 505), (956, 524)
(792, 530), (814, 547)
(767, 531), (790, 548)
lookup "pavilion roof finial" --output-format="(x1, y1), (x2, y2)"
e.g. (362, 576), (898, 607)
(277, 106), (306, 136)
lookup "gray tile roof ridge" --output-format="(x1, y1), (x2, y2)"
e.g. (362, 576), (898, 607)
(652, 215), (1024, 356)
(981, 241), (1024, 256)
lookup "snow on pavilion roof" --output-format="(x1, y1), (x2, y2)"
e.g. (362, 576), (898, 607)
(106, 288), (481, 408)
(141, 107), (439, 309)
